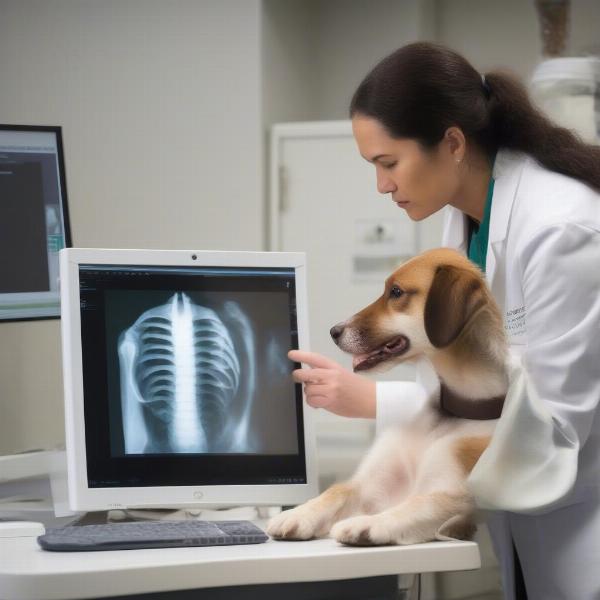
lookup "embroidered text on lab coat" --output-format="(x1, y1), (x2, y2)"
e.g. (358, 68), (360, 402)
(505, 305), (526, 337)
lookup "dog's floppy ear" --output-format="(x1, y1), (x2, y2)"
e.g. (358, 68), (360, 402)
(424, 265), (486, 348)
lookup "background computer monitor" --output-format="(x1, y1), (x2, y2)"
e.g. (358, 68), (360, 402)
(0, 125), (71, 322)
(60, 248), (317, 511)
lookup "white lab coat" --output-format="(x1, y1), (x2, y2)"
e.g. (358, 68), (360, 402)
(376, 149), (600, 598)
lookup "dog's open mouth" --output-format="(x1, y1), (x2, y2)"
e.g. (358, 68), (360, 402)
(352, 335), (410, 372)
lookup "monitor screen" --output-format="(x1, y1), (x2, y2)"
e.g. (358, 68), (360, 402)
(0, 125), (71, 321)
(77, 263), (306, 489)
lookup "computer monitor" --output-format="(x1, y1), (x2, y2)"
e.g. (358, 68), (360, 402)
(0, 125), (71, 321)
(60, 248), (317, 511)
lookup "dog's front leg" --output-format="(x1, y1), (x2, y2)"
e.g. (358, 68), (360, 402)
(331, 490), (475, 546)
(267, 481), (360, 540)
(331, 432), (489, 546)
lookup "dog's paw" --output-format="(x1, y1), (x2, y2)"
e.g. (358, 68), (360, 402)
(330, 515), (393, 546)
(332, 513), (435, 546)
(266, 506), (323, 540)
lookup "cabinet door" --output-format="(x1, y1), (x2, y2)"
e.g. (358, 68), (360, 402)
(271, 122), (444, 479)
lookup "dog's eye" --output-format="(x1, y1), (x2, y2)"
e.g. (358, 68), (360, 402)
(389, 286), (404, 299)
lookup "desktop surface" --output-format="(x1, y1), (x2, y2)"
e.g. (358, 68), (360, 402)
(0, 518), (481, 600)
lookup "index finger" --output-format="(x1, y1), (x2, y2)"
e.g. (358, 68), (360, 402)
(291, 368), (332, 383)
(288, 350), (339, 370)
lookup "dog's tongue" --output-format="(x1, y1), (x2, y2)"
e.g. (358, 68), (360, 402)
(352, 337), (408, 369)
(352, 347), (383, 369)
(352, 354), (370, 369)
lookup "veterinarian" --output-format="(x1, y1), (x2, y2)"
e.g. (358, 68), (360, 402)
(291, 42), (600, 599)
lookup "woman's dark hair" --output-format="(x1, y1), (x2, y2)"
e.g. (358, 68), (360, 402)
(350, 42), (600, 192)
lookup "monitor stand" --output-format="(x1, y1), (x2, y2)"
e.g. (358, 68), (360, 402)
(68, 505), (284, 526)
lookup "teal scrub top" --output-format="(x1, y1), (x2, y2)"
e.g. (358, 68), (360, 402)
(467, 173), (495, 273)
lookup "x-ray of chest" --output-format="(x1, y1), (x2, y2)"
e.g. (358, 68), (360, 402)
(106, 290), (298, 456)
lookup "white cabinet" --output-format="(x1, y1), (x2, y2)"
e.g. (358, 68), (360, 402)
(269, 120), (444, 483)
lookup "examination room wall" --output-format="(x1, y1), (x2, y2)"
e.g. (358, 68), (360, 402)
(0, 0), (264, 455)
(306, 0), (600, 119)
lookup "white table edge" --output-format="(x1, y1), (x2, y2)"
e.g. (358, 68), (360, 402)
(0, 526), (481, 599)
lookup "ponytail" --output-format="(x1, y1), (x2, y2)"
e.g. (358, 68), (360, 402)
(350, 42), (600, 193)
(484, 70), (600, 192)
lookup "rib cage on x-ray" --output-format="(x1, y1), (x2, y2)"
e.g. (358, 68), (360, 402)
(118, 293), (257, 454)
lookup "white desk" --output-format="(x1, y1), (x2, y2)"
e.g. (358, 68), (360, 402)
(0, 519), (481, 600)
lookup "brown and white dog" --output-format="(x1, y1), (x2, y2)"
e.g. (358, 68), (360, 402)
(267, 248), (509, 546)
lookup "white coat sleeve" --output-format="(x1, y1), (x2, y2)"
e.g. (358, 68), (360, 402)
(375, 358), (440, 434)
(376, 381), (427, 434)
(468, 223), (600, 513)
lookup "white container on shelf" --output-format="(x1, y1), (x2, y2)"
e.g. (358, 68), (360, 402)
(531, 57), (600, 143)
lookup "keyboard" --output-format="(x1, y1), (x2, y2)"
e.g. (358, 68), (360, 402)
(37, 519), (269, 552)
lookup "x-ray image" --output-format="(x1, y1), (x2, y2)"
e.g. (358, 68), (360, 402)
(105, 288), (298, 457)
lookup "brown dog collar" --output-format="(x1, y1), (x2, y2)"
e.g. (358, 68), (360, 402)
(439, 383), (504, 420)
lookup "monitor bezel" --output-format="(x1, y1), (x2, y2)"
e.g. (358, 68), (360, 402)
(0, 124), (72, 323)
(60, 248), (318, 511)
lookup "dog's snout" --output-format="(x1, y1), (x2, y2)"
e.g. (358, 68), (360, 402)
(330, 324), (344, 343)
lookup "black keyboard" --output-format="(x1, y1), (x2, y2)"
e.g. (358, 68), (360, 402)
(38, 519), (269, 552)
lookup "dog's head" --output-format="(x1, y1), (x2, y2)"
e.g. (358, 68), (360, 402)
(331, 248), (499, 372)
